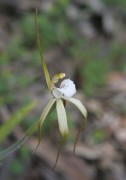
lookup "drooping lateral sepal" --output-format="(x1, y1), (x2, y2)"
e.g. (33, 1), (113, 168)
(62, 97), (87, 154)
(36, 98), (56, 151)
(56, 99), (68, 136)
(62, 97), (87, 119)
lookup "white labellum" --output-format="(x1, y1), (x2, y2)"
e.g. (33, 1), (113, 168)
(52, 79), (76, 98)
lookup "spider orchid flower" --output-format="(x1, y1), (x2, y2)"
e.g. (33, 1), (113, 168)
(34, 8), (87, 169)
(42, 75), (87, 138)
(37, 72), (87, 169)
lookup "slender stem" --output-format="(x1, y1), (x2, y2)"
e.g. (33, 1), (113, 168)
(52, 135), (67, 170)
(73, 119), (87, 155)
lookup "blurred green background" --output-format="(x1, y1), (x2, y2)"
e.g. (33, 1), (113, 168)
(0, 0), (126, 179)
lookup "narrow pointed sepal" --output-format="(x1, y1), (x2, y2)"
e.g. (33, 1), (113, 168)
(36, 99), (56, 150)
(52, 134), (68, 170)
(62, 97), (87, 119)
(62, 97), (87, 154)
(56, 99), (69, 137)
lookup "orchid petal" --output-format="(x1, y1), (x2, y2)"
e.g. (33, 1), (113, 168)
(56, 99), (68, 136)
(39, 99), (56, 127)
(36, 99), (56, 150)
(62, 97), (87, 119)
(62, 97), (87, 154)
(53, 79), (76, 98)
(52, 87), (63, 98)
(58, 79), (76, 97)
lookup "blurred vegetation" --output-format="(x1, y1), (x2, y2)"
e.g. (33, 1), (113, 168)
(103, 0), (126, 8)
(1, 0), (126, 104)
(0, 0), (126, 163)
(90, 129), (106, 144)
(0, 101), (37, 142)
(9, 146), (31, 179)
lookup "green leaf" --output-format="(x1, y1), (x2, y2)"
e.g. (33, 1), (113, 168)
(0, 99), (56, 160)
(0, 101), (38, 142)
(10, 159), (23, 175)
(0, 122), (38, 160)
(35, 8), (51, 89)
(0, 134), (28, 160)
(56, 99), (68, 136)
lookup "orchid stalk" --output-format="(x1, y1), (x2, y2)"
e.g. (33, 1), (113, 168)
(35, 9), (87, 169)
(0, 9), (87, 169)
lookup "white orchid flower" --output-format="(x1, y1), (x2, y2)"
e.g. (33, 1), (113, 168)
(36, 72), (87, 169)
(37, 72), (87, 140)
